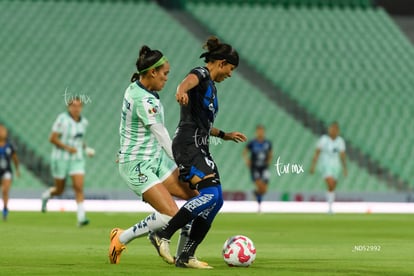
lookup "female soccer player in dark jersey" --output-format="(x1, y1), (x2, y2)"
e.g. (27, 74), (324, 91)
(243, 125), (273, 213)
(0, 124), (20, 220)
(150, 36), (247, 269)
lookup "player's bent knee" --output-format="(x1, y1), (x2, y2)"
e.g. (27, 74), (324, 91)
(216, 196), (224, 210)
(196, 177), (220, 191)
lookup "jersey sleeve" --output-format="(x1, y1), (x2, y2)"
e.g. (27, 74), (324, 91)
(339, 137), (346, 152)
(83, 118), (89, 128)
(82, 118), (88, 140)
(189, 67), (210, 82)
(51, 114), (65, 134)
(316, 136), (325, 149)
(136, 95), (163, 126)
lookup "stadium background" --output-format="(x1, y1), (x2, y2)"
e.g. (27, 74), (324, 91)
(1, 0), (413, 203)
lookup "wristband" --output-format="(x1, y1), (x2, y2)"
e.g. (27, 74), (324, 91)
(218, 130), (225, 139)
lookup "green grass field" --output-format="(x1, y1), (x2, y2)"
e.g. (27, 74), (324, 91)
(1, 212), (413, 275)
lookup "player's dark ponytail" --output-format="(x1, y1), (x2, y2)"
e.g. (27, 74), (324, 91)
(131, 45), (165, 82)
(199, 36), (239, 67)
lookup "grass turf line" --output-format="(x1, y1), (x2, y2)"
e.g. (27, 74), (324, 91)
(0, 212), (413, 275)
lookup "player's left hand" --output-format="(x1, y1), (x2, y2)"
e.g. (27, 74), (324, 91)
(223, 132), (247, 143)
(176, 90), (189, 106)
(310, 166), (315, 174)
(85, 147), (95, 157)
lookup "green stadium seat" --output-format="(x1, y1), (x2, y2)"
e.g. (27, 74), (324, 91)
(186, 2), (407, 191)
(0, 0), (395, 197)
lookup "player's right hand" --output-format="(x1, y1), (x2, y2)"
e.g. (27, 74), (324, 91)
(66, 146), (77, 154)
(309, 167), (315, 174)
(176, 91), (189, 105)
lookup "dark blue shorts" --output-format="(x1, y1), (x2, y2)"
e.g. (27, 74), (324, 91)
(250, 167), (270, 183)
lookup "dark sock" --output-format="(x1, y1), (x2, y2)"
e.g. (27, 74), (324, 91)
(254, 191), (263, 204)
(257, 194), (263, 204)
(179, 217), (211, 261)
(158, 208), (194, 240)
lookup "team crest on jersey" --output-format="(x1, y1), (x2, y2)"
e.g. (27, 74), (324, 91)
(138, 173), (148, 183)
(145, 97), (159, 115)
(135, 164), (148, 183)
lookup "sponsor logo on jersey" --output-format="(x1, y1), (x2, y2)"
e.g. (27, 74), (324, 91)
(148, 106), (158, 114)
(183, 194), (214, 212)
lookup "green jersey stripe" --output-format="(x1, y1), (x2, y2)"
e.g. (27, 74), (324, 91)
(119, 82), (165, 163)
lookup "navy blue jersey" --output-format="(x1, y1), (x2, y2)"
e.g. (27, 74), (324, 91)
(247, 139), (272, 168)
(176, 67), (218, 141)
(0, 142), (15, 173)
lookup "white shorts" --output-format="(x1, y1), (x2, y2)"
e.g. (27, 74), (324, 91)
(51, 159), (85, 179)
(1, 171), (12, 180)
(319, 166), (341, 180)
(118, 153), (177, 199)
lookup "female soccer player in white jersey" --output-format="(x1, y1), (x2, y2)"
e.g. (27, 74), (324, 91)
(310, 122), (347, 214)
(150, 36), (247, 269)
(108, 46), (199, 264)
(41, 97), (95, 226)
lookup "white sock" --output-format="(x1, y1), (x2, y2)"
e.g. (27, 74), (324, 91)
(327, 192), (335, 212)
(119, 212), (171, 244)
(176, 223), (192, 257)
(77, 202), (86, 222)
(42, 188), (53, 200)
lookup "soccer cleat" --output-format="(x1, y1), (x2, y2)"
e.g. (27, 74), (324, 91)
(108, 228), (126, 264)
(2, 208), (8, 221)
(148, 232), (174, 264)
(78, 219), (90, 227)
(197, 258), (209, 267)
(175, 256), (213, 269)
(173, 256), (209, 267)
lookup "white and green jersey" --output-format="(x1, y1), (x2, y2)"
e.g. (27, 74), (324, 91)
(118, 82), (164, 163)
(316, 134), (345, 169)
(51, 112), (88, 161)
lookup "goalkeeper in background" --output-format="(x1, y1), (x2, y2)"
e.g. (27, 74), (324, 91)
(41, 97), (95, 226)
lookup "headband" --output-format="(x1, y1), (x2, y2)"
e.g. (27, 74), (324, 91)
(139, 56), (168, 74)
(200, 52), (239, 67)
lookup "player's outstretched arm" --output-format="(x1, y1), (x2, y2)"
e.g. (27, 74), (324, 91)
(176, 74), (199, 106)
(211, 127), (247, 143)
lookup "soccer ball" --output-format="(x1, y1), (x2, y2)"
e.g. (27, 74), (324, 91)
(222, 235), (256, 267)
